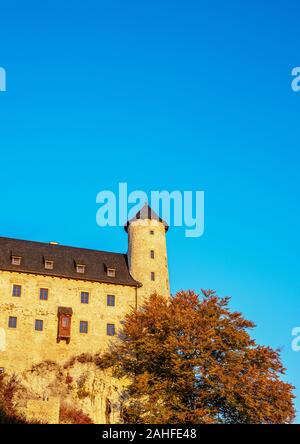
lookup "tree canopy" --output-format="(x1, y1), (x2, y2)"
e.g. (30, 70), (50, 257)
(99, 290), (295, 424)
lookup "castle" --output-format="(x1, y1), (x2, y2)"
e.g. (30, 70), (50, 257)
(0, 204), (170, 423)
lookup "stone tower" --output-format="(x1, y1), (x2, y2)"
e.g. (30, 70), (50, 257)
(125, 204), (170, 305)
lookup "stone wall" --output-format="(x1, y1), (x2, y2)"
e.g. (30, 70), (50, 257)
(13, 359), (127, 424)
(0, 271), (137, 373)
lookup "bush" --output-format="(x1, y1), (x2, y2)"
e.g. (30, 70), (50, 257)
(59, 403), (93, 424)
(0, 374), (27, 424)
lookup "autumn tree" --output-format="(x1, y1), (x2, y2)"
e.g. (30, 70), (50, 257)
(99, 290), (295, 424)
(0, 374), (27, 424)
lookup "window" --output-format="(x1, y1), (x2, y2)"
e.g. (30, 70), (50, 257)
(150, 250), (155, 259)
(80, 321), (88, 333)
(81, 292), (89, 304)
(45, 260), (54, 270)
(57, 308), (73, 343)
(40, 288), (48, 301)
(0, 368), (4, 374)
(62, 317), (70, 328)
(76, 264), (85, 274)
(150, 230), (154, 235)
(60, 316), (70, 340)
(12, 284), (21, 297)
(151, 272), (155, 281)
(107, 294), (115, 307)
(35, 319), (43, 331)
(8, 316), (17, 328)
(107, 268), (116, 278)
(107, 323), (115, 336)
(11, 256), (21, 266)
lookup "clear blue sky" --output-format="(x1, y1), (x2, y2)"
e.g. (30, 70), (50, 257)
(0, 0), (300, 422)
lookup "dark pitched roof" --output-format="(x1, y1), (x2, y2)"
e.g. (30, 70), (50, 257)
(124, 203), (169, 232)
(0, 237), (140, 287)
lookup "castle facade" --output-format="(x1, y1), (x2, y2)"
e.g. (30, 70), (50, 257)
(0, 205), (170, 423)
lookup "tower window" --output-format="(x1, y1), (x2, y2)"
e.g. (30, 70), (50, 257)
(40, 288), (48, 301)
(150, 230), (154, 235)
(8, 316), (17, 328)
(45, 260), (54, 270)
(107, 268), (116, 278)
(80, 321), (88, 333)
(150, 250), (155, 259)
(107, 323), (115, 336)
(12, 284), (21, 297)
(151, 272), (155, 281)
(11, 256), (22, 266)
(81, 292), (89, 304)
(35, 319), (44, 331)
(107, 294), (115, 307)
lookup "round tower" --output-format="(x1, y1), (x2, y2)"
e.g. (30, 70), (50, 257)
(125, 204), (170, 305)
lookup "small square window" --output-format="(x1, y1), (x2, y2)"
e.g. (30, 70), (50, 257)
(12, 284), (21, 297)
(150, 250), (155, 259)
(76, 264), (85, 274)
(150, 230), (154, 235)
(35, 319), (43, 331)
(107, 295), (115, 307)
(107, 323), (115, 336)
(11, 256), (21, 266)
(151, 272), (155, 281)
(8, 316), (17, 328)
(81, 292), (89, 304)
(80, 321), (88, 333)
(40, 288), (48, 301)
(107, 268), (116, 278)
(45, 260), (54, 270)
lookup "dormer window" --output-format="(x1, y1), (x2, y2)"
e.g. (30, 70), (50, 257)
(11, 256), (22, 266)
(45, 260), (54, 270)
(107, 268), (116, 278)
(76, 264), (85, 274)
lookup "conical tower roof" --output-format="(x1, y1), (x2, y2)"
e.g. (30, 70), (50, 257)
(124, 203), (169, 232)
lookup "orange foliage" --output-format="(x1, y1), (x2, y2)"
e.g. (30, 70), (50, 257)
(100, 290), (295, 424)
